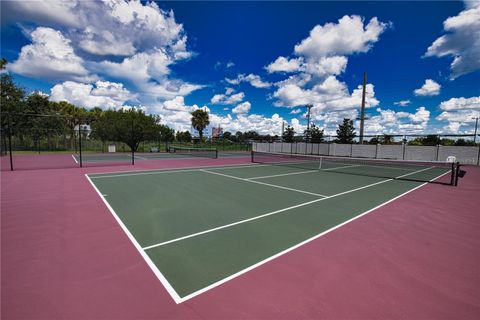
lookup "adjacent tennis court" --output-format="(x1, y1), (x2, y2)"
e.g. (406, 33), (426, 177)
(74, 149), (249, 163)
(86, 152), (455, 303)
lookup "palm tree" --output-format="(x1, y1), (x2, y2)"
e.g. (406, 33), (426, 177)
(56, 101), (87, 150)
(191, 109), (210, 142)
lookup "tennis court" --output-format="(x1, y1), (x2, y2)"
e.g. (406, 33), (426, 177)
(86, 152), (456, 303)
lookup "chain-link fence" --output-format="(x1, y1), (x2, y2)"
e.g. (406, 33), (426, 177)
(1, 112), (251, 171)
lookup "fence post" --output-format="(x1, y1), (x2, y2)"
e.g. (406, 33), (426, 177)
(477, 146), (480, 165)
(350, 143), (353, 157)
(375, 143), (379, 159)
(436, 144), (440, 161)
(402, 143), (406, 160)
(78, 126), (83, 168)
(7, 114), (13, 171)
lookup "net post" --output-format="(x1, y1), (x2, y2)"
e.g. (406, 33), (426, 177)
(454, 163), (460, 186)
(131, 117), (135, 165)
(251, 150), (254, 163)
(318, 156), (323, 170)
(215, 149), (218, 159)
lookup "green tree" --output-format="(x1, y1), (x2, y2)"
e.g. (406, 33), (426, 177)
(379, 134), (394, 144)
(52, 100), (88, 149)
(283, 126), (295, 142)
(368, 136), (379, 144)
(88, 107), (104, 124)
(243, 130), (259, 141)
(0, 58), (7, 69)
(190, 109), (210, 142)
(159, 124), (175, 143)
(421, 135), (440, 146)
(21, 93), (67, 150)
(306, 124), (324, 143)
(336, 118), (356, 143)
(440, 138), (455, 146)
(0, 62), (25, 127)
(455, 138), (475, 146)
(176, 130), (192, 142)
(234, 131), (244, 142)
(223, 131), (232, 140)
(90, 110), (116, 152)
(90, 109), (161, 152)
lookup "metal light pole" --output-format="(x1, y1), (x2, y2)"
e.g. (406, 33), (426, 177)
(473, 117), (479, 144)
(306, 104), (313, 143)
(358, 72), (367, 144)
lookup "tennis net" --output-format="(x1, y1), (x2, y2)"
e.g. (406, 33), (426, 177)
(251, 151), (459, 186)
(168, 146), (218, 159)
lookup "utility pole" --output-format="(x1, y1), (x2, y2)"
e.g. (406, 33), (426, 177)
(281, 121), (285, 142)
(358, 72), (367, 144)
(473, 117), (479, 144)
(306, 104), (313, 143)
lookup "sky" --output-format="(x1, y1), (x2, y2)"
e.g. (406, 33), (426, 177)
(1, 0), (479, 137)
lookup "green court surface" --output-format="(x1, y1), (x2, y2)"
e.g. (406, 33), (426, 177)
(87, 162), (451, 303)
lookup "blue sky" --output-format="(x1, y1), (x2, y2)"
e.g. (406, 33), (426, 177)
(1, 0), (479, 136)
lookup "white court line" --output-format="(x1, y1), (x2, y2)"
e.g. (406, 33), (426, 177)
(85, 174), (183, 304)
(71, 154), (78, 164)
(89, 163), (269, 179)
(322, 164), (360, 171)
(143, 166), (434, 251)
(247, 170), (317, 180)
(178, 168), (452, 303)
(200, 169), (328, 198)
(134, 155), (149, 160)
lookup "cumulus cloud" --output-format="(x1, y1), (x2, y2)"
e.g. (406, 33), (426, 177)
(50, 80), (136, 109)
(310, 105), (432, 136)
(294, 15), (390, 59)
(439, 96), (480, 110)
(436, 96), (480, 133)
(266, 57), (303, 73)
(210, 89), (245, 105)
(97, 49), (172, 82)
(210, 113), (286, 135)
(424, 3), (480, 79)
(414, 79), (441, 96)
(290, 108), (302, 114)
(4, 0), (190, 58)
(394, 100), (411, 106)
(7, 0), (201, 108)
(225, 73), (272, 88)
(274, 76), (379, 113)
(267, 15), (387, 115)
(232, 101), (251, 114)
(9, 27), (93, 82)
(151, 96), (210, 131)
(358, 107), (430, 135)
